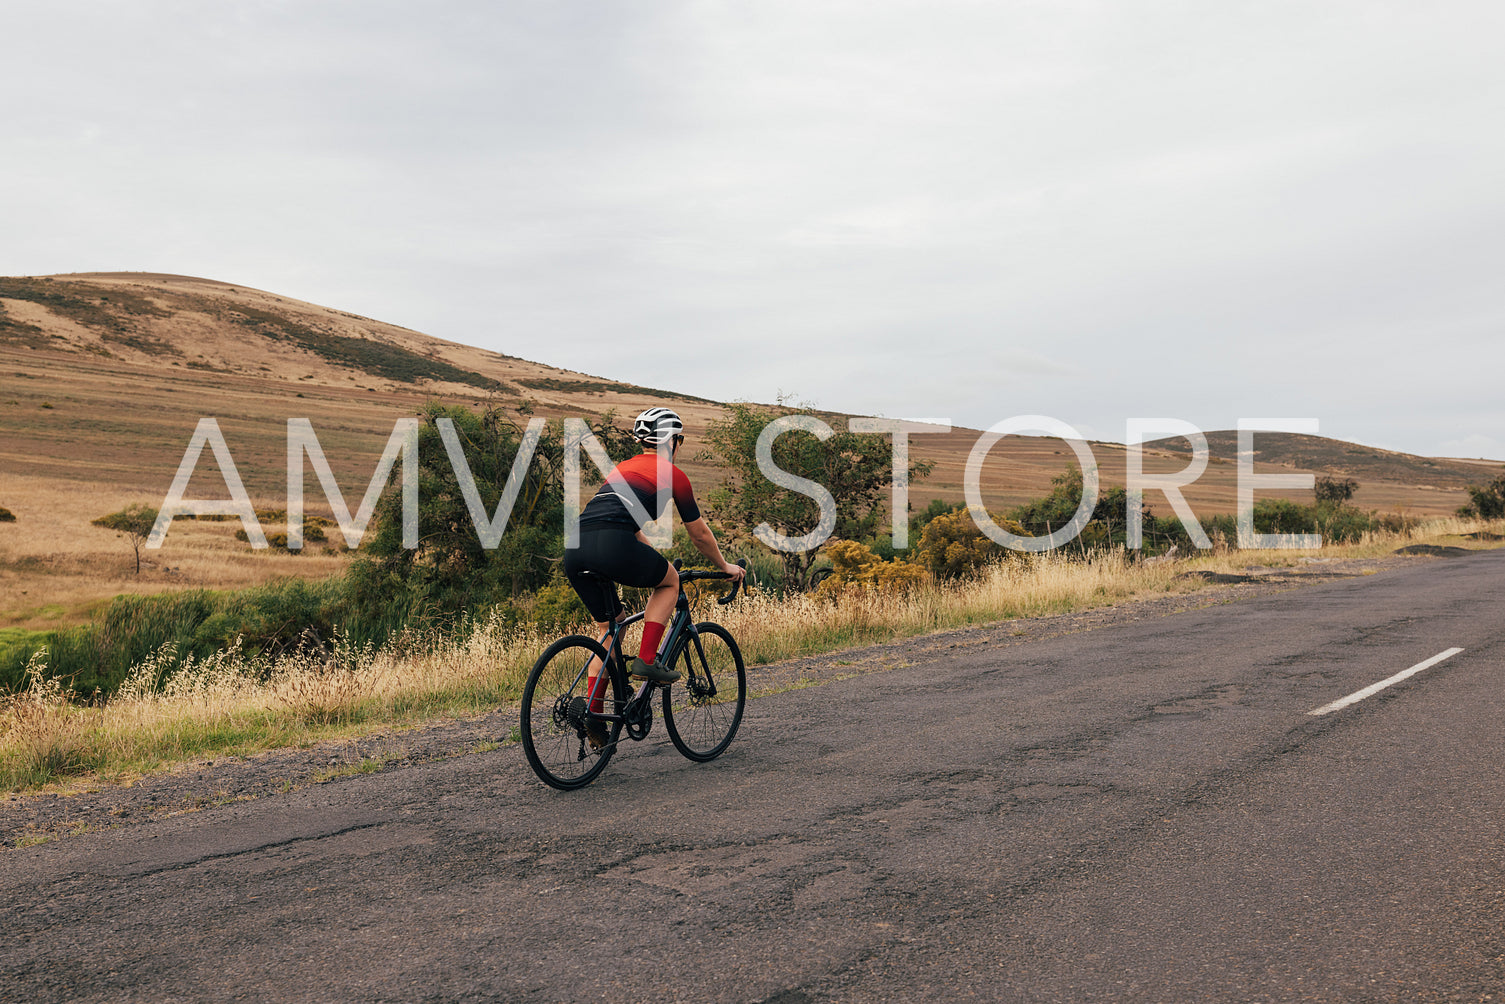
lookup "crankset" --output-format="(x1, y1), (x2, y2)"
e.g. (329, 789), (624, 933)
(623, 687), (654, 741)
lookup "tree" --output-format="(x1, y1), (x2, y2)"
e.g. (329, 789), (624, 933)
(1009, 466), (1141, 551)
(92, 503), (159, 574)
(1314, 476), (1359, 506)
(701, 401), (934, 590)
(350, 402), (638, 630)
(1459, 474), (1505, 519)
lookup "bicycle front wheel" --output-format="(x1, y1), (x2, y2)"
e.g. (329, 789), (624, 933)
(662, 622), (746, 762)
(521, 635), (626, 790)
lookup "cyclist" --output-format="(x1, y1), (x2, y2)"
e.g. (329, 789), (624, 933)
(563, 407), (745, 735)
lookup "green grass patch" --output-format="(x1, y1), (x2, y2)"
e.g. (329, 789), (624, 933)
(0, 576), (361, 697)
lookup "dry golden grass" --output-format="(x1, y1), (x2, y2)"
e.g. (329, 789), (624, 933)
(0, 611), (552, 791)
(0, 472), (351, 629)
(6, 516), (1499, 797)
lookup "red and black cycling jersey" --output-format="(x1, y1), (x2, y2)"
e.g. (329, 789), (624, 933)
(578, 453), (701, 531)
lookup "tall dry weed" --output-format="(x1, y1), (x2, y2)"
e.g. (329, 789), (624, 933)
(0, 652), (94, 787)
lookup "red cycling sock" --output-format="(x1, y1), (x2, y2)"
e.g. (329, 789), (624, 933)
(587, 674), (603, 714)
(639, 621), (667, 664)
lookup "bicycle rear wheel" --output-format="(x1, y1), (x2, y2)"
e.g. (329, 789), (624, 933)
(521, 635), (626, 790)
(662, 622), (746, 762)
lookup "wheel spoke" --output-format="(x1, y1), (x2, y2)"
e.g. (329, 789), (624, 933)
(662, 622), (746, 762)
(521, 636), (624, 789)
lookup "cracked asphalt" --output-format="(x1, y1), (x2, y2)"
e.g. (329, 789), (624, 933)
(2, 550), (1503, 1003)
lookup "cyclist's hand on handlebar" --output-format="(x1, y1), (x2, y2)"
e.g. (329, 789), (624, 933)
(720, 562), (746, 584)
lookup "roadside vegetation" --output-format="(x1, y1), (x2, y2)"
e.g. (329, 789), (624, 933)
(3, 396), (1503, 796)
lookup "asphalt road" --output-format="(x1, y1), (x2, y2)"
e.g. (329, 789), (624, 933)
(3, 551), (1503, 1003)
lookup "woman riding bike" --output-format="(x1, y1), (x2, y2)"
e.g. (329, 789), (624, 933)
(562, 407), (745, 740)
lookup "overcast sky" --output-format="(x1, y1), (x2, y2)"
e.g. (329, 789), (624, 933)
(5, 1), (1502, 458)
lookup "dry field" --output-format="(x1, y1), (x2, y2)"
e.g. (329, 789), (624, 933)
(3, 272), (1498, 632)
(4, 515), (1501, 796)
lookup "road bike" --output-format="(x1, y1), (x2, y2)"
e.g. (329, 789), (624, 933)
(520, 560), (748, 790)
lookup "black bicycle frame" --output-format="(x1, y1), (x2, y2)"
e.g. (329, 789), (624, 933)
(580, 600), (712, 729)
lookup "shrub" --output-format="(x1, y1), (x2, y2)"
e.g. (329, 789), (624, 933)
(0, 577), (355, 698)
(1010, 466), (1147, 550)
(229, 515), (327, 547)
(1251, 499), (1319, 536)
(1459, 475), (1505, 520)
(910, 498), (961, 544)
(531, 570), (592, 633)
(1372, 511), (1420, 535)
(346, 402), (638, 635)
(702, 400), (933, 590)
(912, 508), (1028, 579)
(233, 529), (310, 551)
(1316, 505), (1371, 544)
(816, 540), (927, 593)
(1199, 499), (1412, 545)
(0, 506), (14, 523)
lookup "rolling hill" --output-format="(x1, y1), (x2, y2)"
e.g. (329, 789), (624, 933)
(2, 271), (1498, 629)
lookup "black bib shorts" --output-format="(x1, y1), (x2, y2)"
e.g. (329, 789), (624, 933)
(562, 528), (671, 623)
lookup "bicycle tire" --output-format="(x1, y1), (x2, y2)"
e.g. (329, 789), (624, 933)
(662, 621), (746, 762)
(521, 635), (626, 790)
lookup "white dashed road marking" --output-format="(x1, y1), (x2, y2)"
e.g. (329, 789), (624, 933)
(1308, 647), (1465, 716)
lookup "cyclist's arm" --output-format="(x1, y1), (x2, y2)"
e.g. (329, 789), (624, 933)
(684, 516), (744, 581)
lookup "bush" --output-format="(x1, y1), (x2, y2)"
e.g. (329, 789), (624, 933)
(908, 499), (961, 545)
(701, 400), (933, 590)
(1317, 505), (1371, 544)
(347, 402), (639, 634)
(1010, 467), (1146, 550)
(233, 526), (323, 549)
(816, 541), (926, 593)
(1459, 475), (1505, 520)
(531, 570), (593, 633)
(0, 506), (14, 523)
(912, 508), (1028, 579)
(0, 577), (355, 698)
(739, 548), (791, 595)
(1372, 511), (1421, 535)
(1198, 499), (1414, 545)
(1314, 476), (1359, 505)
(1253, 499), (1318, 536)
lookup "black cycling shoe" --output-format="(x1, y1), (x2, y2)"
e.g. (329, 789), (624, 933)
(630, 656), (681, 684)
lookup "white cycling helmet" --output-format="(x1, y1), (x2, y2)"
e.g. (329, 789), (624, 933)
(632, 407), (684, 445)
